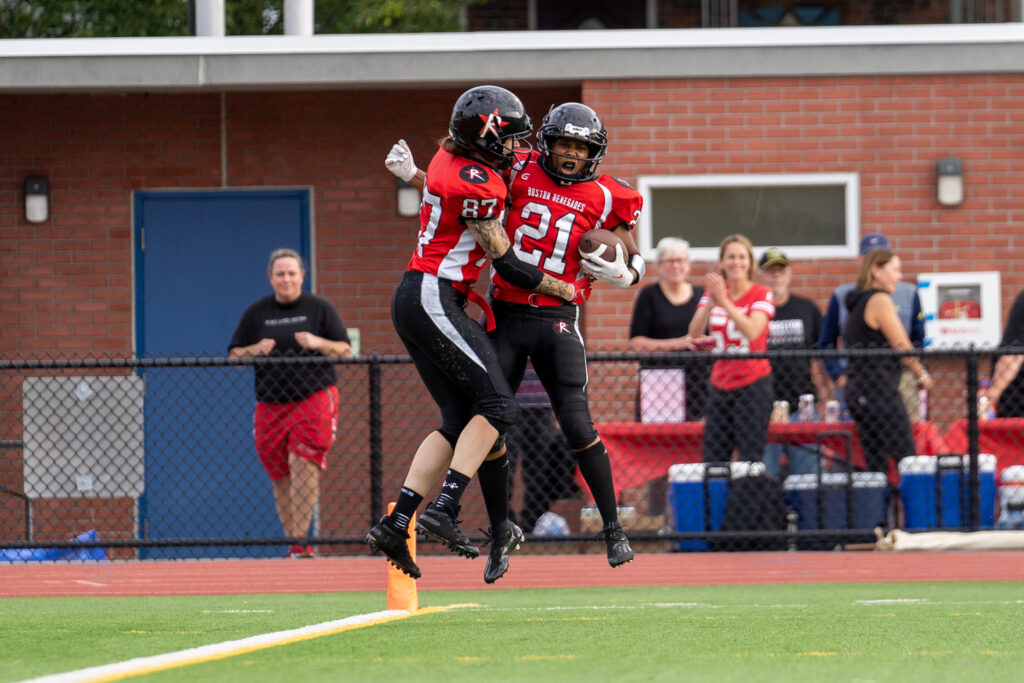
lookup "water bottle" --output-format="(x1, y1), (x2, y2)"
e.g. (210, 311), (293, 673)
(797, 394), (817, 422)
(977, 380), (995, 421)
(978, 395), (994, 421)
(786, 511), (799, 552)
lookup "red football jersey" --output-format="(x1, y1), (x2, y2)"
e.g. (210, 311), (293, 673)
(699, 283), (775, 390)
(407, 147), (508, 285)
(490, 151), (643, 303)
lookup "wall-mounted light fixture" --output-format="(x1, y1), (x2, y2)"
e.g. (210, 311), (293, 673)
(936, 157), (963, 207)
(24, 176), (50, 223)
(397, 179), (421, 217)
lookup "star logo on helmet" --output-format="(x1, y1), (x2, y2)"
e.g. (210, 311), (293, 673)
(478, 108), (510, 138)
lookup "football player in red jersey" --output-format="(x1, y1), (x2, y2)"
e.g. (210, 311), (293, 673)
(385, 102), (646, 580)
(365, 86), (584, 580)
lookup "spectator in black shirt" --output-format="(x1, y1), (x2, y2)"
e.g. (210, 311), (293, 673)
(229, 248), (351, 558)
(982, 288), (1024, 417)
(844, 248), (933, 474)
(757, 248), (826, 476)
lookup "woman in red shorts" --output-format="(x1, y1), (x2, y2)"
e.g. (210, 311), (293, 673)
(229, 248), (352, 558)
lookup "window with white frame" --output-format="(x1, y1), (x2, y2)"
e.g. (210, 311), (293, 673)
(635, 173), (860, 263)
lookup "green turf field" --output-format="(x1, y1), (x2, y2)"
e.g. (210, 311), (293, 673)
(3, 582), (1022, 682)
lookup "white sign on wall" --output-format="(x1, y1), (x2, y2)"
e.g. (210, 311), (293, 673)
(917, 271), (1001, 348)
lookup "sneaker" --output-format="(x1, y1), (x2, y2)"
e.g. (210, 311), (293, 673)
(302, 544), (316, 558)
(602, 521), (635, 568)
(416, 502), (480, 558)
(286, 544), (305, 559)
(365, 517), (421, 579)
(483, 520), (524, 584)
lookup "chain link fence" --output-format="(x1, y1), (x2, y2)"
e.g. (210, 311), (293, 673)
(1, 347), (1020, 561)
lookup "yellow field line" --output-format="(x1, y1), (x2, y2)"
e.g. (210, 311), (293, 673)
(19, 604), (476, 683)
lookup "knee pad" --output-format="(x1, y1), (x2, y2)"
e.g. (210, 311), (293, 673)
(573, 440), (606, 462)
(437, 425), (461, 450)
(558, 399), (598, 449)
(438, 400), (472, 449)
(481, 395), (520, 436)
(486, 435), (506, 459)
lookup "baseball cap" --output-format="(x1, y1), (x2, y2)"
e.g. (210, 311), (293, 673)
(758, 248), (789, 269)
(859, 232), (890, 255)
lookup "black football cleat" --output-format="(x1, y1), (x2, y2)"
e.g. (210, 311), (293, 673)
(602, 521), (635, 568)
(416, 502), (480, 558)
(483, 520), (524, 584)
(365, 516), (421, 579)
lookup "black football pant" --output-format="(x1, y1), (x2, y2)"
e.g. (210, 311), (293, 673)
(489, 300), (596, 449)
(392, 270), (518, 444)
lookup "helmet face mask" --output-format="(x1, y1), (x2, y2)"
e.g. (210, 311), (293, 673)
(538, 103), (608, 183)
(449, 85), (533, 170)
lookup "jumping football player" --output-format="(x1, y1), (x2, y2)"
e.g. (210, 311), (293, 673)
(365, 86), (586, 580)
(386, 102), (646, 581)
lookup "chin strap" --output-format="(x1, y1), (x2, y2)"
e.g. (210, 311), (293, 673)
(628, 253), (646, 285)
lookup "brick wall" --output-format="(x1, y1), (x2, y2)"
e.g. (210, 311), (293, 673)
(0, 86), (577, 359)
(584, 74), (1024, 347)
(2, 74), (1024, 357)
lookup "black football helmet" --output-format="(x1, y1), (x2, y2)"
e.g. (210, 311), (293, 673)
(449, 85), (533, 170)
(538, 102), (608, 183)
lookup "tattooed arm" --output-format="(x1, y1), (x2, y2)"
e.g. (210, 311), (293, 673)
(467, 217), (574, 301)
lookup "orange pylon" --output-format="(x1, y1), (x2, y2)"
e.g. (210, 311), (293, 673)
(385, 502), (418, 611)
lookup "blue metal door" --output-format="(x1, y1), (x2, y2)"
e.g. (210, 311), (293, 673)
(134, 189), (311, 558)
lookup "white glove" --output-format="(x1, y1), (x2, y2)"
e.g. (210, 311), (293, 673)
(385, 139), (417, 182)
(580, 243), (632, 288)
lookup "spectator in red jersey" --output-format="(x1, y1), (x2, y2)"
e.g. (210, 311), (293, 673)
(688, 234), (776, 463)
(364, 85), (581, 581)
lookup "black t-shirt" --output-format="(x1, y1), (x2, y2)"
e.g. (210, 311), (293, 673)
(229, 293), (349, 403)
(765, 294), (822, 409)
(996, 289), (1024, 417)
(843, 288), (902, 400)
(629, 283), (704, 341)
(629, 283), (709, 420)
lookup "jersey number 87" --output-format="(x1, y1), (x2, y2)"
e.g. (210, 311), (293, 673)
(462, 198), (500, 218)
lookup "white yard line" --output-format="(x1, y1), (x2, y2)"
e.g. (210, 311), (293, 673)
(18, 604), (472, 683)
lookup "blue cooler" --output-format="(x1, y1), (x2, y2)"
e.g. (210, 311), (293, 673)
(898, 454), (996, 530)
(898, 456), (939, 530)
(668, 462), (763, 551)
(783, 472), (889, 533)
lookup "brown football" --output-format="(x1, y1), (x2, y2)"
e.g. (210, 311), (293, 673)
(578, 229), (624, 262)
